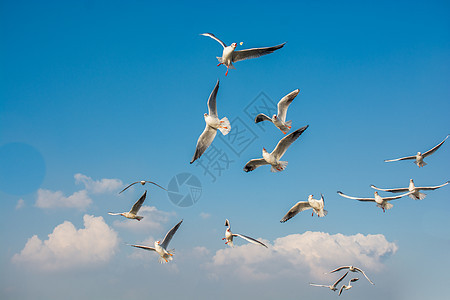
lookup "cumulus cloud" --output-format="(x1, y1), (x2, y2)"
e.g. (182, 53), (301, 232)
(74, 173), (122, 194)
(12, 215), (118, 271)
(113, 206), (176, 231)
(15, 198), (25, 210)
(207, 231), (398, 281)
(35, 189), (92, 210)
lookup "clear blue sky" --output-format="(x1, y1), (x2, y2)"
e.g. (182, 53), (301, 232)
(1, 0), (449, 299)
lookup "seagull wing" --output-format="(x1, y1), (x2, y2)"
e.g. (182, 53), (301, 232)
(129, 191), (147, 214)
(309, 284), (330, 288)
(333, 271), (350, 288)
(337, 191), (375, 202)
(353, 267), (374, 285)
(271, 125), (309, 160)
(232, 43), (286, 63)
(160, 219), (183, 249)
(129, 244), (156, 252)
(277, 89), (299, 122)
(370, 185), (408, 193)
(417, 181), (449, 191)
(328, 266), (351, 273)
(338, 285), (345, 296)
(254, 113), (272, 123)
(384, 155), (416, 162)
(143, 181), (167, 191)
(280, 201), (312, 223)
(200, 33), (226, 48)
(119, 182), (140, 194)
(382, 191), (413, 201)
(423, 135), (449, 158)
(107, 212), (122, 216)
(190, 125), (217, 164)
(233, 233), (268, 248)
(243, 158), (269, 172)
(207, 80), (219, 118)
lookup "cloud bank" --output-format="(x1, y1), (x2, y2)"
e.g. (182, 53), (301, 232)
(13, 215), (119, 271)
(74, 173), (122, 194)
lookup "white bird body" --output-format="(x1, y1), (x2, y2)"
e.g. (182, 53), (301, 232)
(154, 241), (173, 263)
(371, 179), (449, 200)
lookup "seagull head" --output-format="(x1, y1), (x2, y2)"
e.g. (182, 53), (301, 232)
(226, 228), (230, 232)
(156, 240), (160, 245)
(273, 114), (277, 119)
(140, 181), (146, 185)
(417, 151), (422, 156)
(231, 43), (237, 48)
(410, 179), (414, 183)
(262, 147), (268, 154)
(374, 191), (379, 196)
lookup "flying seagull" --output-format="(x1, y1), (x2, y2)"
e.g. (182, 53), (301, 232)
(200, 32), (286, 76)
(337, 190), (412, 212)
(327, 265), (374, 285)
(223, 219), (267, 248)
(119, 180), (166, 194)
(384, 135), (449, 167)
(129, 219), (183, 263)
(310, 271), (349, 291)
(255, 89), (299, 134)
(280, 194), (328, 223)
(244, 125), (308, 173)
(338, 278), (359, 296)
(371, 179), (449, 200)
(190, 79), (230, 164)
(108, 190), (147, 221)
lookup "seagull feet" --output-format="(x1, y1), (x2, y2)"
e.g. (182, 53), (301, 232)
(222, 238), (226, 240)
(225, 70), (229, 76)
(217, 63), (223, 67)
(311, 212), (314, 217)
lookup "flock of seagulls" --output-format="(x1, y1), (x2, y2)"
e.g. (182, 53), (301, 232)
(103, 33), (448, 296)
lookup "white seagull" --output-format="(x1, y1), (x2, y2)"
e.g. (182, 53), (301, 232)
(243, 125), (309, 173)
(384, 135), (449, 167)
(338, 278), (359, 296)
(223, 219), (268, 248)
(200, 32), (286, 76)
(310, 271), (349, 291)
(254, 89), (299, 134)
(337, 190), (412, 212)
(129, 219), (183, 263)
(371, 179), (449, 200)
(280, 194), (328, 223)
(327, 265), (374, 285)
(119, 180), (166, 194)
(108, 190), (147, 221)
(191, 79), (230, 164)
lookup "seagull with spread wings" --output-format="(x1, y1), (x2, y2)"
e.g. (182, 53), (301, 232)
(327, 265), (374, 285)
(310, 271), (349, 291)
(119, 180), (166, 194)
(337, 190), (412, 212)
(200, 32), (286, 76)
(190, 80), (230, 164)
(108, 190), (147, 221)
(254, 89), (299, 134)
(371, 179), (449, 200)
(384, 135), (449, 167)
(244, 125), (308, 173)
(223, 219), (267, 248)
(280, 194), (327, 223)
(129, 219), (183, 263)
(338, 278), (359, 296)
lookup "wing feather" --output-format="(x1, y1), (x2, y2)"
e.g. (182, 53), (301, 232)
(232, 43), (286, 63)
(423, 135), (449, 157)
(243, 158), (269, 172)
(160, 219), (183, 249)
(207, 80), (219, 117)
(271, 125), (309, 160)
(416, 181), (449, 190)
(384, 155), (416, 162)
(129, 244), (156, 252)
(277, 89), (299, 122)
(129, 191), (147, 214)
(200, 33), (226, 48)
(190, 125), (217, 164)
(280, 201), (311, 223)
(370, 185), (408, 193)
(337, 191), (375, 202)
(254, 113), (272, 123)
(233, 233), (268, 248)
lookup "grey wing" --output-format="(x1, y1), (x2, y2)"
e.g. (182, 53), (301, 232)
(423, 135), (449, 158)
(200, 33), (226, 48)
(160, 219), (183, 249)
(417, 181), (449, 190)
(277, 89), (299, 122)
(333, 271), (350, 287)
(353, 267), (374, 285)
(337, 191), (375, 202)
(233, 233), (268, 248)
(243, 158), (269, 172)
(309, 283), (330, 288)
(190, 125), (217, 164)
(143, 181), (167, 191)
(382, 191), (413, 201)
(129, 244), (156, 252)
(370, 185), (408, 193)
(130, 191), (147, 214)
(338, 285), (345, 296)
(254, 113), (272, 123)
(232, 42), (286, 63)
(280, 201), (312, 223)
(271, 125), (309, 160)
(207, 79), (219, 118)
(329, 266), (351, 273)
(384, 155), (416, 162)
(119, 182), (140, 194)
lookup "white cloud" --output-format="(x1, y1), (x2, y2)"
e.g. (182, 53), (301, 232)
(74, 173), (122, 194)
(12, 215), (118, 271)
(207, 231), (398, 281)
(35, 189), (92, 210)
(200, 212), (211, 219)
(113, 206), (176, 232)
(15, 199), (25, 210)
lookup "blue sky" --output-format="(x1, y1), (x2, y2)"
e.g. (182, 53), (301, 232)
(1, 0), (449, 299)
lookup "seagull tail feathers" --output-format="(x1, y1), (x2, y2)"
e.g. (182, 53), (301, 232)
(271, 161), (288, 173)
(218, 117), (231, 135)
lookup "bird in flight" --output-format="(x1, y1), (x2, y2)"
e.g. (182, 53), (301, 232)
(281, 194), (328, 223)
(337, 190), (412, 212)
(327, 265), (374, 285)
(108, 190), (148, 221)
(338, 277), (359, 296)
(223, 219), (268, 248)
(119, 180), (166, 194)
(371, 179), (449, 200)
(310, 271), (349, 291)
